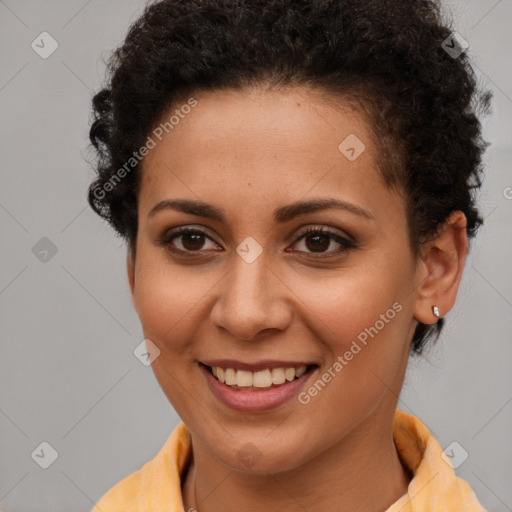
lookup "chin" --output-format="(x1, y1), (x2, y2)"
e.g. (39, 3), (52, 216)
(217, 433), (313, 475)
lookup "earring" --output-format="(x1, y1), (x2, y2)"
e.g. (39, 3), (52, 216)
(432, 305), (440, 318)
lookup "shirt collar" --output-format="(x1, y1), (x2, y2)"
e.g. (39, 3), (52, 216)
(138, 410), (486, 512)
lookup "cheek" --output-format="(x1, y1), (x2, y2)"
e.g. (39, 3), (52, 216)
(133, 251), (207, 349)
(291, 257), (411, 406)
(296, 261), (406, 351)
(294, 276), (408, 443)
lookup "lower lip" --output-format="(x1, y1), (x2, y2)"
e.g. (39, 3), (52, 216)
(199, 363), (317, 412)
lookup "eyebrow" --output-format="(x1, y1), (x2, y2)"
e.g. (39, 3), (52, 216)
(148, 197), (375, 223)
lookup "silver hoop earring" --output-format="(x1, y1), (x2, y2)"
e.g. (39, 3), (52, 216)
(432, 305), (440, 318)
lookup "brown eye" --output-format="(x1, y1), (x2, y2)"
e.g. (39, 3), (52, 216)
(159, 227), (220, 254)
(290, 226), (356, 256)
(180, 231), (207, 251)
(303, 232), (331, 252)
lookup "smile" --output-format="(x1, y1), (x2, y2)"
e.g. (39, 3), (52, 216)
(199, 362), (319, 412)
(209, 365), (309, 389)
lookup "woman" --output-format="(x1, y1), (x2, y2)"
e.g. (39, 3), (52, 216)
(88, 0), (491, 510)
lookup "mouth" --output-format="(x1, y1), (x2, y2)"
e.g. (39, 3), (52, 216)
(200, 362), (318, 391)
(199, 361), (319, 411)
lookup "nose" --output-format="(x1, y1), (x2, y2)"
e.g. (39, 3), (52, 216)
(209, 250), (293, 341)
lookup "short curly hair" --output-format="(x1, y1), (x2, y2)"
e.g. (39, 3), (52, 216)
(87, 0), (492, 354)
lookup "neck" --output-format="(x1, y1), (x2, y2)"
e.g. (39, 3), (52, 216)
(182, 408), (412, 512)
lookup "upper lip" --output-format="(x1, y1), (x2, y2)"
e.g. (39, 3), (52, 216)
(200, 359), (318, 372)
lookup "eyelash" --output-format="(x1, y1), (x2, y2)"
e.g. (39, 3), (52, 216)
(158, 225), (357, 258)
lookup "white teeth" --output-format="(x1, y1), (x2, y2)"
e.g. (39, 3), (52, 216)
(225, 368), (236, 386)
(253, 369), (272, 388)
(236, 370), (253, 387)
(271, 368), (286, 385)
(284, 367), (295, 381)
(210, 365), (310, 388)
(295, 365), (307, 378)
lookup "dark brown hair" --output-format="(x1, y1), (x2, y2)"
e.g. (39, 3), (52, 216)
(87, 0), (492, 354)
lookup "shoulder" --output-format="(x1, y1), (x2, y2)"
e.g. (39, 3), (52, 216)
(390, 410), (488, 512)
(90, 422), (191, 512)
(90, 466), (145, 512)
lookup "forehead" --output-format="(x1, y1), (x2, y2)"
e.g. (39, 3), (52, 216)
(138, 86), (398, 224)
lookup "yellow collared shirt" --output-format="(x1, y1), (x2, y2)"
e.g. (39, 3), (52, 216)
(91, 410), (487, 512)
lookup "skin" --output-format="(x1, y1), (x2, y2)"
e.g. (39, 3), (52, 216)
(126, 85), (469, 512)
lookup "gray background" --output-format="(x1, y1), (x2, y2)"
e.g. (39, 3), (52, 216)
(1, 1), (511, 511)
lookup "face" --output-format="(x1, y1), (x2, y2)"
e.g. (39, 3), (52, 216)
(128, 85), (423, 473)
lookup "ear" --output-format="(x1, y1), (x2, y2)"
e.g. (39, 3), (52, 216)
(127, 244), (137, 309)
(413, 211), (469, 324)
